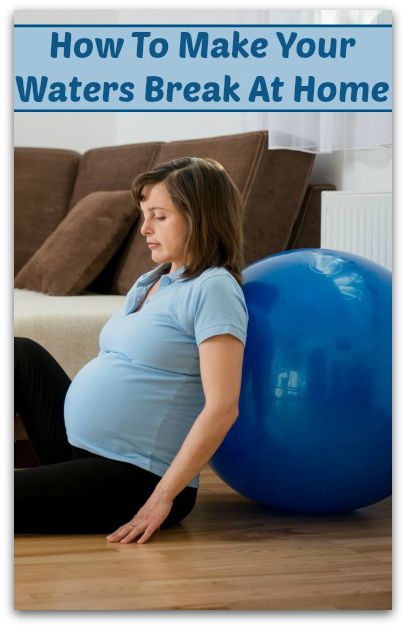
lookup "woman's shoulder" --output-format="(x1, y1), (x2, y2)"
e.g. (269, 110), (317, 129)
(189, 267), (246, 305)
(189, 267), (249, 336)
(194, 266), (241, 287)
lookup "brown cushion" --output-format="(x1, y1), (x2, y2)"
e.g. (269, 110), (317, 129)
(14, 190), (138, 296)
(69, 142), (162, 207)
(154, 132), (263, 196)
(242, 145), (315, 264)
(14, 147), (80, 275)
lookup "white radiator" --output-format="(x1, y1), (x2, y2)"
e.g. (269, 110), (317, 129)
(320, 191), (392, 270)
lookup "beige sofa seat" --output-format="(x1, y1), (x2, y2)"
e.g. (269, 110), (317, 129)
(14, 288), (125, 379)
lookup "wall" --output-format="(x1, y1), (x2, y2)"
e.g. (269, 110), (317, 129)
(312, 146), (392, 193)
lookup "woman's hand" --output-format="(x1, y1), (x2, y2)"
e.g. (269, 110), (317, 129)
(106, 491), (173, 545)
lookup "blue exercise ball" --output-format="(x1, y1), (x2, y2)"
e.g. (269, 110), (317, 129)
(210, 249), (392, 513)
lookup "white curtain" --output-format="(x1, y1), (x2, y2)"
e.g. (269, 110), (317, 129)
(242, 10), (392, 154)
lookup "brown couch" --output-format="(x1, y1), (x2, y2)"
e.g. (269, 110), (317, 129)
(14, 130), (335, 292)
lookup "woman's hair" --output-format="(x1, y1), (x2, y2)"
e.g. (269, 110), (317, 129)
(131, 156), (245, 285)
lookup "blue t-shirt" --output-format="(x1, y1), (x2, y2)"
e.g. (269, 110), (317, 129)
(64, 263), (249, 488)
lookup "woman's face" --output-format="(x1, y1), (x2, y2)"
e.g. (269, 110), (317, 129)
(140, 181), (189, 272)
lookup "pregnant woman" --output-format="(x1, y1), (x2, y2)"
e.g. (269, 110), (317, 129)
(14, 156), (248, 544)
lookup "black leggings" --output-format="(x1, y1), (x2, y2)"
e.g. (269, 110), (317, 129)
(14, 337), (198, 534)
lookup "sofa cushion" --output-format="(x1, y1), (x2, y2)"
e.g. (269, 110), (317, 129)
(242, 144), (315, 263)
(154, 132), (264, 195)
(14, 147), (80, 274)
(69, 142), (162, 207)
(112, 131), (315, 293)
(14, 190), (137, 296)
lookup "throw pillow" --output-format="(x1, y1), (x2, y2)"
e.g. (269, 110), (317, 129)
(14, 190), (138, 295)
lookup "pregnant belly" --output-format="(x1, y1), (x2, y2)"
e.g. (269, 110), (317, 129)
(64, 351), (204, 462)
(64, 352), (181, 455)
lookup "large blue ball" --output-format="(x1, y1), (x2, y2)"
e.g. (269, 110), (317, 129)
(210, 249), (392, 513)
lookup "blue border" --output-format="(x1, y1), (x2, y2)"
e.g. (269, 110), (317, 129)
(14, 109), (392, 113)
(14, 24), (392, 28)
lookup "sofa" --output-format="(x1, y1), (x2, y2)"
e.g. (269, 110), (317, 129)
(14, 130), (335, 464)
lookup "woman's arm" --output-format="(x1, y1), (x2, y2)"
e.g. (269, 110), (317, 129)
(154, 333), (244, 500)
(106, 333), (244, 544)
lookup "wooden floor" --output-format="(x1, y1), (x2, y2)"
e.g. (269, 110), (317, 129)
(14, 464), (392, 611)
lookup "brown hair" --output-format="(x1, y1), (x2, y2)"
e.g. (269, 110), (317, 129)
(131, 157), (245, 284)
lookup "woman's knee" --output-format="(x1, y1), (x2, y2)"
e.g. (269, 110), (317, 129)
(14, 338), (51, 387)
(15, 337), (43, 359)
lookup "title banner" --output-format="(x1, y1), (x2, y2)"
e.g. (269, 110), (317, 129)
(14, 24), (392, 112)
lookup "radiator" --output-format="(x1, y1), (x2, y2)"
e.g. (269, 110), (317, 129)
(320, 191), (392, 270)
